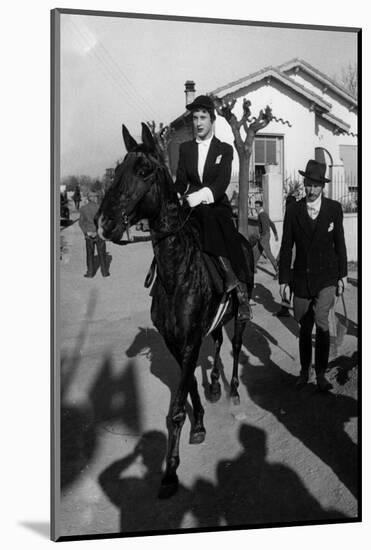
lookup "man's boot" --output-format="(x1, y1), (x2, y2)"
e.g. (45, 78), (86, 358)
(296, 321), (313, 388)
(315, 328), (332, 392)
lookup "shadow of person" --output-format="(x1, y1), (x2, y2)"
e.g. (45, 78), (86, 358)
(89, 356), (142, 435)
(98, 430), (193, 533)
(60, 290), (99, 489)
(215, 423), (347, 527)
(224, 321), (358, 500)
(253, 282), (299, 338)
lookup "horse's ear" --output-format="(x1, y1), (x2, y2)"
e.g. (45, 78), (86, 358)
(122, 124), (138, 152)
(141, 123), (156, 152)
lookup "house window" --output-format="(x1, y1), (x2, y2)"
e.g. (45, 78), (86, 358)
(253, 136), (282, 187)
(255, 138), (277, 164)
(251, 135), (283, 188)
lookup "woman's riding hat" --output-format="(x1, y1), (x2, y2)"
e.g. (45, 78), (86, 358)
(186, 95), (215, 115)
(299, 159), (330, 184)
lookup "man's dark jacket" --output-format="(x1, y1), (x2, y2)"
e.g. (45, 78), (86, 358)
(279, 197), (347, 298)
(175, 137), (248, 281)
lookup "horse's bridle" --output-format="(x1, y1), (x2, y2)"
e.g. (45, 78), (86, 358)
(119, 151), (194, 245)
(119, 152), (161, 226)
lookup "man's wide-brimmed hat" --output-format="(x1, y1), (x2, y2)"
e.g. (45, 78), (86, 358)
(299, 159), (330, 184)
(186, 94), (215, 113)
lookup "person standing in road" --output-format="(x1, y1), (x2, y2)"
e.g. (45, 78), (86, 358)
(73, 185), (81, 210)
(253, 200), (279, 278)
(275, 194), (297, 317)
(278, 160), (347, 391)
(79, 191), (110, 278)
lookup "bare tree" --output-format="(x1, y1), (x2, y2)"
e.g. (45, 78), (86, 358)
(334, 62), (358, 98)
(211, 94), (273, 238)
(146, 121), (174, 171)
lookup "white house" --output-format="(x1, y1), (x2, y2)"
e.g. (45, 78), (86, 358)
(170, 59), (357, 200)
(168, 58), (358, 259)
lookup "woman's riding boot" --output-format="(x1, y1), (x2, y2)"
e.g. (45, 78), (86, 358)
(315, 328), (332, 391)
(218, 257), (251, 321)
(218, 256), (239, 293)
(235, 283), (252, 321)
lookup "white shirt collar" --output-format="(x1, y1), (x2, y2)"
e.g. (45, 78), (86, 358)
(306, 193), (322, 219)
(196, 134), (213, 146)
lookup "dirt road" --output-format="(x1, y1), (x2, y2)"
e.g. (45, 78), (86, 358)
(57, 210), (358, 539)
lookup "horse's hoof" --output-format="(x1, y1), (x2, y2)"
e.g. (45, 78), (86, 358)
(189, 429), (206, 445)
(231, 394), (240, 406)
(209, 383), (221, 403)
(158, 477), (179, 499)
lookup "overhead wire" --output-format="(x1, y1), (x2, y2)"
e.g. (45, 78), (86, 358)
(67, 18), (159, 123)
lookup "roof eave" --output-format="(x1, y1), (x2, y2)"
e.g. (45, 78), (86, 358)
(211, 68), (332, 112)
(278, 58), (357, 106)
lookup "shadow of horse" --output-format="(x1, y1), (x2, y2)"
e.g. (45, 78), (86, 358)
(224, 321), (359, 500)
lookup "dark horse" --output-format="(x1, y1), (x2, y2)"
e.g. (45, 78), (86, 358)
(97, 123), (254, 498)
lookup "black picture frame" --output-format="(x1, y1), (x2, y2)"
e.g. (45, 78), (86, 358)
(51, 8), (361, 542)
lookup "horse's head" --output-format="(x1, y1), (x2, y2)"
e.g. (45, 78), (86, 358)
(97, 123), (165, 243)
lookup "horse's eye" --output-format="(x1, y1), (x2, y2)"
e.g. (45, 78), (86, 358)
(138, 167), (151, 177)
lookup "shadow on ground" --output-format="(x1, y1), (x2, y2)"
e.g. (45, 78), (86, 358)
(223, 320), (359, 500)
(98, 422), (348, 535)
(93, 325), (356, 535)
(60, 290), (144, 490)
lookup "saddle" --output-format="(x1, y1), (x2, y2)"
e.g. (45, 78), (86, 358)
(144, 219), (254, 298)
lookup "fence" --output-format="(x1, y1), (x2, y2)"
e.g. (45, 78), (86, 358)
(230, 170), (358, 215)
(230, 172), (262, 217)
(284, 170), (358, 213)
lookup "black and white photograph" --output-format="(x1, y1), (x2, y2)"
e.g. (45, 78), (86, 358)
(51, 6), (360, 543)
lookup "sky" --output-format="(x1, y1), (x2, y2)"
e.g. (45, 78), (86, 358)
(59, 12), (358, 179)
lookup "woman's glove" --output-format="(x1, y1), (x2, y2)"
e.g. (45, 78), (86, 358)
(186, 187), (214, 208)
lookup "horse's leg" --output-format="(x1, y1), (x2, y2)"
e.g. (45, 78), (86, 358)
(230, 318), (247, 405)
(209, 327), (223, 402)
(159, 342), (200, 499)
(166, 342), (205, 445)
(189, 374), (206, 444)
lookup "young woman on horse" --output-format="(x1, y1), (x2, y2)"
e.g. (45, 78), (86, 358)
(174, 95), (251, 321)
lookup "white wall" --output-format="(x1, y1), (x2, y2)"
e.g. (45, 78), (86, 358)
(289, 71), (358, 135)
(214, 83), (318, 177)
(213, 79), (357, 199)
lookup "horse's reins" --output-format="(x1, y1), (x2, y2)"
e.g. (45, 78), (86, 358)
(152, 207), (194, 246)
(120, 152), (194, 245)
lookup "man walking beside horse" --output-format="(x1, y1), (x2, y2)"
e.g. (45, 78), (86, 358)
(279, 160), (347, 391)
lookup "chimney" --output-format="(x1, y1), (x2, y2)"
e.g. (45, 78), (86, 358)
(184, 80), (196, 107)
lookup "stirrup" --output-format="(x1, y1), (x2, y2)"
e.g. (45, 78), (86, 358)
(237, 302), (252, 321)
(144, 257), (157, 288)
